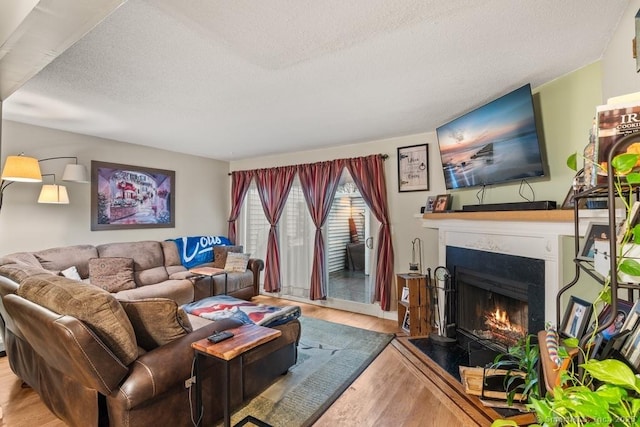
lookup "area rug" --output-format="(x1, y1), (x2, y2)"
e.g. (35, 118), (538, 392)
(222, 316), (394, 427)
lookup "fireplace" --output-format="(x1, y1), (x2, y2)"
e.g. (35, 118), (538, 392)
(446, 246), (545, 350)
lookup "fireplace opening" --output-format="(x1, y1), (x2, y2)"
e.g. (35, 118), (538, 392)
(456, 268), (529, 349)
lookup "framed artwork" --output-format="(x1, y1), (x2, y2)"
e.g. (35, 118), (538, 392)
(432, 194), (452, 213)
(397, 144), (429, 192)
(91, 161), (175, 231)
(577, 222), (610, 261)
(560, 296), (593, 339)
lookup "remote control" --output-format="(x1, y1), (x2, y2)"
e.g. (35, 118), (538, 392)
(207, 331), (234, 343)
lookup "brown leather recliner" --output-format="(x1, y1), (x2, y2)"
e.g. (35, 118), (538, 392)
(0, 270), (300, 427)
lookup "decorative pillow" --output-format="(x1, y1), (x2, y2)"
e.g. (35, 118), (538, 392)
(60, 266), (82, 281)
(119, 298), (193, 351)
(213, 245), (243, 269)
(89, 257), (136, 293)
(17, 274), (138, 365)
(224, 252), (251, 272)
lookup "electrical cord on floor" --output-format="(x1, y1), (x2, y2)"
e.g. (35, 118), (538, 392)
(189, 355), (203, 427)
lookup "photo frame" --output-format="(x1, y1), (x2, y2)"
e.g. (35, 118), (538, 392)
(425, 196), (435, 213)
(397, 144), (429, 192)
(620, 322), (640, 368)
(400, 286), (410, 303)
(577, 222), (611, 261)
(560, 187), (586, 210)
(402, 310), (410, 333)
(617, 201), (640, 245)
(432, 194), (452, 213)
(588, 299), (634, 358)
(560, 296), (593, 339)
(91, 161), (176, 231)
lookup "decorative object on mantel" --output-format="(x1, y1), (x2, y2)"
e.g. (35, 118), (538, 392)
(432, 193), (452, 213)
(397, 144), (429, 192)
(0, 154), (88, 212)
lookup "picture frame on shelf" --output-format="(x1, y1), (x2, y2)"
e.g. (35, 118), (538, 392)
(617, 201), (640, 245)
(577, 222), (610, 261)
(622, 299), (640, 334)
(432, 194), (452, 213)
(560, 186), (586, 210)
(397, 144), (429, 192)
(560, 296), (593, 339)
(588, 299), (634, 357)
(400, 286), (410, 303)
(425, 196), (435, 213)
(620, 323), (640, 368)
(402, 310), (410, 333)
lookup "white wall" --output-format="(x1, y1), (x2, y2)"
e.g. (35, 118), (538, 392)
(0, 120), (229, 254)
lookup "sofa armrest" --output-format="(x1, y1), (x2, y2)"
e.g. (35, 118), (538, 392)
(113, 317), (243, 409)
(247, 258), (264, 296)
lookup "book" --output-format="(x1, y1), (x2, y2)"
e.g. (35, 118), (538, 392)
(596, 100), (640, 182)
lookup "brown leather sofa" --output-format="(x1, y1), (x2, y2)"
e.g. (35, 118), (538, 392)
(0, 241), (300, 427)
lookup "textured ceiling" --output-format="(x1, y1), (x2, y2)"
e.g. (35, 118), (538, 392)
(2, 0), (629, 161)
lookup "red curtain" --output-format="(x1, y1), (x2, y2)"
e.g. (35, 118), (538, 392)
(254, 166), (296, 292)
(345, 155), (394, 311)
(227, 170), (254, 244)
(297, 160), (345, 300)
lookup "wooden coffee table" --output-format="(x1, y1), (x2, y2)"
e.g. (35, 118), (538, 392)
(192, 324), (282, 427)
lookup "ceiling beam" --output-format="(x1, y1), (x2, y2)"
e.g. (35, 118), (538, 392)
(0, 0), (126, 101)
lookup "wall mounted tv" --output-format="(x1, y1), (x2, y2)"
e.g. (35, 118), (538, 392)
(436, 84), (545, 190)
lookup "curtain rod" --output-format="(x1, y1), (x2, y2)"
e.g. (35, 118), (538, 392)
(227, 153), (388, 176)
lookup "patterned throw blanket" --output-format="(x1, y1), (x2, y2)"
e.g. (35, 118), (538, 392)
(182, 295), (301, 327)
(168, 235), (232, 268)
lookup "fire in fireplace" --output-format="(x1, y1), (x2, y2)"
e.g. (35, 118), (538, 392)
(446, 246), (545, 350)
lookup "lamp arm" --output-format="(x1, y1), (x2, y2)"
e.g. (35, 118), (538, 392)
(38, 156), (79, 164)
(0, 179), (15, 211)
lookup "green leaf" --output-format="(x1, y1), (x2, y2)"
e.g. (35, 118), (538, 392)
(582, 359), (639, 391)
(567, 153), (578, 171)
(612, 153), (640, 173)
(563, 337), (579, 348)
(626, 172), (640, 184)
(619, 258), (640, 277)
(595, 383), (627, 404)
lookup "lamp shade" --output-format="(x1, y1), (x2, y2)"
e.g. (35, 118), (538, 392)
(1, 156), (42, 182)
(38, 184), (69, 204)
(61, 163), (89, 183)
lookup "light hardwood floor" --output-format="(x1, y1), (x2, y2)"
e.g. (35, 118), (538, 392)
(0, 296), (488, 426)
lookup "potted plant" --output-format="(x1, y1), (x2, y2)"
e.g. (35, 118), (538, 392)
(491, 149), (640, 427)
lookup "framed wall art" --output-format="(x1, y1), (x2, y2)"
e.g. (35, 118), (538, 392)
(398, 144), (429, 192)
(91, 161), (175, 231)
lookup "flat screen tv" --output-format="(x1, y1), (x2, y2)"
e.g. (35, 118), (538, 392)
(436, 84), (545, 190)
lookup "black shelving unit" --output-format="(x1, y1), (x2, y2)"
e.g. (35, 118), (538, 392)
(557, 133), (640, 355)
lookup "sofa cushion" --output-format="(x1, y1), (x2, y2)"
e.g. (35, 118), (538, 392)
(1, 251), (41, 267)
(0, 264), (55, 284)
(97, 241), (169, 286)
(34, 245), (98, 279)
(89, 257), (136, 292)
(120, 298), (193, 351)
(16, 274), (138, 365)
(115, 279), (195, 305)
(224, 252), (250, 272)
(212, 245), (242, 269)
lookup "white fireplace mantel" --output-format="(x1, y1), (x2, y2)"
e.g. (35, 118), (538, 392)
(421, 209), (614, 323)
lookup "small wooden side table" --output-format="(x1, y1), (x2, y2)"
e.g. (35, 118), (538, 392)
(192, 324), (281, 427)
(190, 266), (229, 297)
